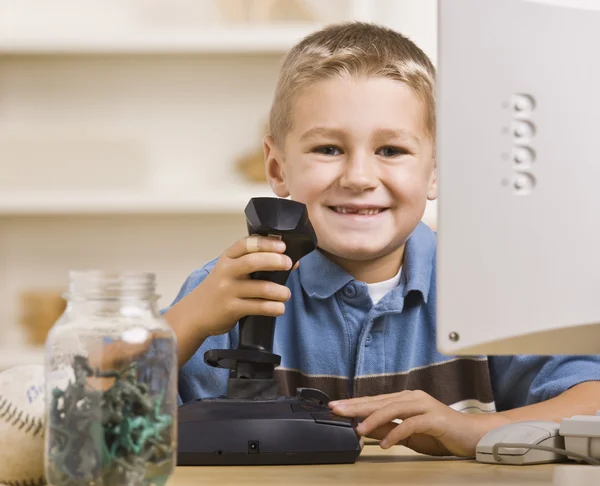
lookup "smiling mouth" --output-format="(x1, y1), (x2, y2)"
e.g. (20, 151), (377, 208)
(329, 206), (388, 215)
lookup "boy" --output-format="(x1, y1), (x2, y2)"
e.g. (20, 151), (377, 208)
(163, 22), (600, 457)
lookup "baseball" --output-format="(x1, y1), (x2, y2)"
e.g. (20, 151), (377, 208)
(0, 365), (46, 486)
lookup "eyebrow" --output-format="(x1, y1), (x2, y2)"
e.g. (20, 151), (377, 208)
(299, 127), (345, 142)
(372, 128), (421, 145)
(299, 127), (421, 145)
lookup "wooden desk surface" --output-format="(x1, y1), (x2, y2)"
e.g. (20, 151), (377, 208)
(168, 443), (556, 486)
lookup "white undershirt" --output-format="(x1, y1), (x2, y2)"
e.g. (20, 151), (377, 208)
(366, 266), (402, 305)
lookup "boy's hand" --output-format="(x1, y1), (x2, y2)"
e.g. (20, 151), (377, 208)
(187, 235), (295, 337)
(329, 390), (506, 457)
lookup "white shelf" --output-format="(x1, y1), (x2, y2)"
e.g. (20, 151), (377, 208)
(0, 184), (276, 215)
(0, 25), (322, 55)
(422, 199), (438, 228)
(0, 346), (45, 370)
(0, 187), (437, 225)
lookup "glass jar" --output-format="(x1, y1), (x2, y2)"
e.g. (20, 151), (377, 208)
(44, 271), (178, 486)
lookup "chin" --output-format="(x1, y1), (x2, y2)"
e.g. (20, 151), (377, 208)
(320, 242), (395, 262)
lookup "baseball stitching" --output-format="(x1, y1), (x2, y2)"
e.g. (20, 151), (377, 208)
(0, 394), (45, 486)
(0, 395), (44, 437)
(1, 478), (46, 486)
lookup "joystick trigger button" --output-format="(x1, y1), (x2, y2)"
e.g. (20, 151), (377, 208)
(312, 412), (354, 427)
(297, 388), (331, 405)
(291, 402), (323, 413)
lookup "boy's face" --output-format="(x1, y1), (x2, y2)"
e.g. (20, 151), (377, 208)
(265, 76), (437, 264)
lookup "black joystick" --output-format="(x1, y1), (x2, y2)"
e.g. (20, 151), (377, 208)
(177, 198), (362, 466)
(204, 197), (317, 395)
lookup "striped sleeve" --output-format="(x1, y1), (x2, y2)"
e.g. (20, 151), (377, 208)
(489, 355), (600, 411)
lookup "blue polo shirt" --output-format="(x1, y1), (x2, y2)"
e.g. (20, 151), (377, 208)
(166, 222), (600, 412)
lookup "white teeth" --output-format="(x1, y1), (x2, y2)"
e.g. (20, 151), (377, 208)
(333, 207), (383, 215)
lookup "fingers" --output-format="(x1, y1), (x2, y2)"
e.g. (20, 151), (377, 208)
(331, 400), (386, 417)
(236, 252), (293, 275)
(222, 236), (302, 276)
(365, 423), (396, 441)
(236, 280), (291, 302)
(328, 392), (460, 456)
(380, 414), (443, 449)
(245, 236), (262, 253)
(233, 298), (287, 318)
(225, 235), (286, 259)
(222, 236), (292, 276)
(331, 394), (419, 417)
(329, 390), (414, 407)
(359, 401), (428, 436)
(87, 336), (154, 391)
(88, 338), (151, 371)
(365, 420), (452, 456)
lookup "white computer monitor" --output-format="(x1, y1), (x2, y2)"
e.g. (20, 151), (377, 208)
(436, 0), (600, 355)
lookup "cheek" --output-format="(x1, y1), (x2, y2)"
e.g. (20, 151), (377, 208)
(286, 161), (335, 200)
(384, 165), (431, 199)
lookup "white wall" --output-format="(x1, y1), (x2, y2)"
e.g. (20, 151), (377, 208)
(0, 0), (438, 366)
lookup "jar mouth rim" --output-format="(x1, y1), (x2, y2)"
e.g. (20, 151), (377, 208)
(68, 270), (155, 280)
(63, 293), (160, 301)
(67, 270), (157, 299)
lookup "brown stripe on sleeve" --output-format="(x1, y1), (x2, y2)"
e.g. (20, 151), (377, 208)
(354, 358), (495, 405)
(274, 368), (352, 400)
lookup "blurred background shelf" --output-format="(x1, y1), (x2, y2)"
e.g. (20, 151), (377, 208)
(0, 0), (437, 60)
(0, 191), (437, 221)
(0, 185), (276, 215)
(0, 346), (45, 370)
(0, 0), (438, 368)
(0, 25), (321, 55)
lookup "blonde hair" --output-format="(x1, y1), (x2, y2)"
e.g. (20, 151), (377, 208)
(269, 22), (436, 147)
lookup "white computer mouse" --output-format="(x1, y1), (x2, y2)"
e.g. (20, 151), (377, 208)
(476, 420), (566, 465)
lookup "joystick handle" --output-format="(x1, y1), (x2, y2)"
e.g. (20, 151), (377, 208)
(205, 198), (317, 380)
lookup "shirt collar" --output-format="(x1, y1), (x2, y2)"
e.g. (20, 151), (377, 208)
(299, 222), (436, 302)
(298, 247), (354, 299)
(400, 222), (436, 304)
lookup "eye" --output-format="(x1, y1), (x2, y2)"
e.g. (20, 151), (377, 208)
(313, 145), (343, 156)
(377, 146), (409, 158)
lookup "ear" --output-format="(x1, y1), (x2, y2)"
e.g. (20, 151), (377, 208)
(263, 135), (290, 198)
(426, 158), (438, 201)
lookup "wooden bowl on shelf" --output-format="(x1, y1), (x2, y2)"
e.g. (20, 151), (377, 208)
(236, 149), (267, 183)
(19, 291), (66, 346)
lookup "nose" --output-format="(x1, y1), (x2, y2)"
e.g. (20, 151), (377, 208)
(339, 152), (379, 192)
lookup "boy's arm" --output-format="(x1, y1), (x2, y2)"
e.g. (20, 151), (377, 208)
(163, 236), (293, 369)
(488, 355), (600, 411)
(328, 381), (600, 457)
(161, 266), (232, 405)
(330, 355), (600, 457)
(493, 380), (600, 425)
(161, 268), (213, 368)
(163, 286), (211, 369)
